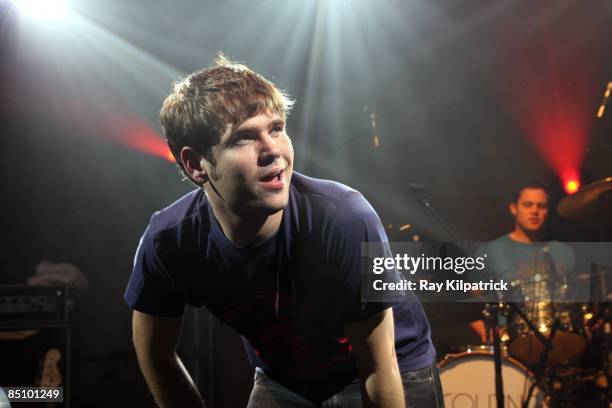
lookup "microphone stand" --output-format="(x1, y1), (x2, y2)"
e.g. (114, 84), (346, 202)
(408, 183), (462, 243)
(490, 302), (505, 408)
(410, 183), (506, 408)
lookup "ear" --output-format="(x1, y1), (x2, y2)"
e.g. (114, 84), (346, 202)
(509, 202), (517, 216)
(180, 146), (209, 185)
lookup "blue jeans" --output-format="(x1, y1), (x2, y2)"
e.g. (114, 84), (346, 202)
(247, 365), (445, 407)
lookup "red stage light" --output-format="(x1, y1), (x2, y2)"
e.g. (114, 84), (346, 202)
(561, 169), (581, 194)
(120, 120), (175, 163)
(564, 179), (580, 194)
(492, 3), (604, 199)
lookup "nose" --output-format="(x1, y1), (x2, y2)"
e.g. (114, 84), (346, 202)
(258, 133), (281, 166)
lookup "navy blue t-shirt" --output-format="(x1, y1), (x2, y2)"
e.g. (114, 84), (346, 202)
(124, 172), (435, 402)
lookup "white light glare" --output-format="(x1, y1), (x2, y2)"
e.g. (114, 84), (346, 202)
(12, 0), (70, 20)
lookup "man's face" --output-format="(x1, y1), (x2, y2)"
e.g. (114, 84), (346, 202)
(509, 188), (549, 233)
(204, 111), (294, 215)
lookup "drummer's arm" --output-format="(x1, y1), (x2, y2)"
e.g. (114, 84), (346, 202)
(469, 319), (505, 344)
(469, 320), (487, 343)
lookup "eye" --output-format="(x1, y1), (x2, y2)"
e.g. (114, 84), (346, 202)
(271, 126), (284, 134)
(231, 133), (255, 146)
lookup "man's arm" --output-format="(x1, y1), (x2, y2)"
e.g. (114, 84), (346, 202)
(344, 308), (405, 408)
(132, 310), (206, 408)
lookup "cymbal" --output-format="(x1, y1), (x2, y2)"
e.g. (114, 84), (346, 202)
(557, 177), (612, 221)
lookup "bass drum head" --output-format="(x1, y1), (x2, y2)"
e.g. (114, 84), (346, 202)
(438, 350), (545, 408)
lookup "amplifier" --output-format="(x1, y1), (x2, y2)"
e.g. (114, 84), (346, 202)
(0, 285), (68, 322)
(0, 321), (71, 407)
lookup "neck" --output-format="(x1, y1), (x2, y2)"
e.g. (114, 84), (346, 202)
(204, 188), (283, 246)
(509, 226), (543, 244)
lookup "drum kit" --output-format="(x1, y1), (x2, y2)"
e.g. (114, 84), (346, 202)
(438, 301), (610, 407)
(437, 178), (612, 408)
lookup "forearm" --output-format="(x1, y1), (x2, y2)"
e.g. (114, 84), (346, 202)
(361, 364), (405, 408)
(138, 353), (206, 408)
(469, 320), (487, 343)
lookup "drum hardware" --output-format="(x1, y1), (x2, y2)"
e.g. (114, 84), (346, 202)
(522, 317), (559, 408)
(544, 366), (611, 406)
(586, 302), (609, 330)
(506, 303), (554, 359)
(506, 298), (610, 407)
(505, 299), (593, 406)
(465, 344), (495, 354)
(559, 368), (610, 389)
(508, 303), (588, 366)
(480, 300), (567, 408)
(482, 302), (507, 344)
(450, 286), (602, 406)
(505, 249), (589, 367)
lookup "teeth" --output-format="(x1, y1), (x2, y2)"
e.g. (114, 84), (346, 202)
(261, 170), (283, 182)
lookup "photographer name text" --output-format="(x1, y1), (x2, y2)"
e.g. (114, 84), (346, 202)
(372, 279), (509, 292)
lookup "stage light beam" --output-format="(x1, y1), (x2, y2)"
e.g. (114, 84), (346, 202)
(11, 0), (70, 20)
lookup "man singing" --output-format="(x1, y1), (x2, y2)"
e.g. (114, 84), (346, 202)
(124, 55), (441, 407)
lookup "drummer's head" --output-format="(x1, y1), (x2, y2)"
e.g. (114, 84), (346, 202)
(509, 182), (550, 236)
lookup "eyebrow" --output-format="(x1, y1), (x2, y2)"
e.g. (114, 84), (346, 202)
(233, 119), (285, 136)
(224, 119), (285, 146)
(269, 119), (285, 128)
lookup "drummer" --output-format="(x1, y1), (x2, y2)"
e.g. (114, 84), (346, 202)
(469, 181), (575, 342)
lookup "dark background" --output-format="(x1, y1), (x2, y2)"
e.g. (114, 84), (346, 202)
(0, 0), (610, 406)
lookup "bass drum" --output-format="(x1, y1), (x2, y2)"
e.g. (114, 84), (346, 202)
(438, 350), (546, 408)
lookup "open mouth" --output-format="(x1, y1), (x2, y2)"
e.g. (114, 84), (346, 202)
(259, 169), (285, 189)
(260, 170), (282, 182)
